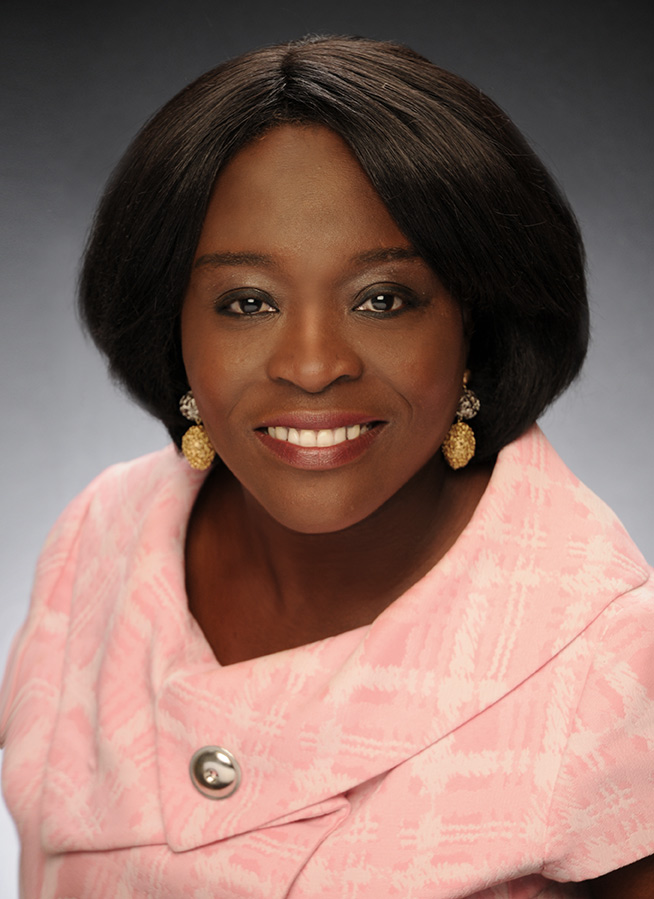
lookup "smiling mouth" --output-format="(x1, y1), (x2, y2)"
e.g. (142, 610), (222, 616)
(263, 423), (378, 448)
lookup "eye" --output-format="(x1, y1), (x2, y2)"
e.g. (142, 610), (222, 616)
(219, 292), (277, 316)
(230, 297), (275, 315)
(355, 291), (406, 314)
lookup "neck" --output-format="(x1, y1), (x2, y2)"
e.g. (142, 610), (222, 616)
(192, 454), (491, 635)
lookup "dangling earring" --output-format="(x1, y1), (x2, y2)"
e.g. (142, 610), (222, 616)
(441, 372), (480, 470)
(179, 391), (215, 471)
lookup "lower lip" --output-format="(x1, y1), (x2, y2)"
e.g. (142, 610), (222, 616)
(255, 425), (383, 470)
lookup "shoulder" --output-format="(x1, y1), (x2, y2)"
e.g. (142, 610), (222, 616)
(494, 425), (649, 587)
(0, 445), (199, 744)
(28, 442), (201, 608)
(45, 444), (204, 556)
(541, 572), (654, 882)
(29, 445), (188, 539)
(78, 443), (192, 515)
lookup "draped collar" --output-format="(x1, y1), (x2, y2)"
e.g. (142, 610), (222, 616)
(40, 425), (649, 853)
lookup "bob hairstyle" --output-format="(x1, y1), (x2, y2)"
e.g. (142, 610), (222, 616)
(79, 35), (588, 461)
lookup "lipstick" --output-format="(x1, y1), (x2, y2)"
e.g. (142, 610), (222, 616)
(254, 415), (385, 470)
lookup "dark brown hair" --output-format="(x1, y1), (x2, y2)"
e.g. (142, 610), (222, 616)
(79, 35), (588, 460)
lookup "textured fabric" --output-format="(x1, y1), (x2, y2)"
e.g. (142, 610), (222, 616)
(1, 425), (653, 898)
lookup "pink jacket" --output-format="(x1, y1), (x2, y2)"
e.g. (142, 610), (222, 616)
(2, 426), (653, 898)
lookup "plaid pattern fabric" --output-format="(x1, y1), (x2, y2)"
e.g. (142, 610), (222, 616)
(2, 426), (653, 898)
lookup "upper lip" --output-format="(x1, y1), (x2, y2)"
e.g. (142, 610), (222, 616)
(257, 412), (382, 430)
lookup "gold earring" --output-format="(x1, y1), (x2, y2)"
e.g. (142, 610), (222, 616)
(179, 391), (215, 470)
(441, 373), (480, 470)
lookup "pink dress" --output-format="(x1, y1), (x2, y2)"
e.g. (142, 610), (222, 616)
(1, 426), (653, 898)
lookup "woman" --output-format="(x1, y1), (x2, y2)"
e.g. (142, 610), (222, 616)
(1, 35), (652, 898)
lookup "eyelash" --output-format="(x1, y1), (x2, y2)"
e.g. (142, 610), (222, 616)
(222, 295), (277, 316)
(216, 286), (417, 317)
(354, 291), (408, 316)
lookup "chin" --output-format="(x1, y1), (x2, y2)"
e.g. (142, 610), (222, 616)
(254, 489), (388, 536)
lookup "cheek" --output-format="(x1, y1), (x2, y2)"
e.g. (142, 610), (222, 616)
(382, 326), (467, 424)
(186, 354), (254, 428)
(408, 366), (463, 438)
(181, 308), (257, 410)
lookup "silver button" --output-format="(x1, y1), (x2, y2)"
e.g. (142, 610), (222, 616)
(189, 746), (241, 799)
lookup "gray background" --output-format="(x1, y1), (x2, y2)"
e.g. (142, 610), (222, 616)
(1, 0), (652, 892)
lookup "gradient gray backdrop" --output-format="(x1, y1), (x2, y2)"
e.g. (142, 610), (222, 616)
(1, 1), (652, 893)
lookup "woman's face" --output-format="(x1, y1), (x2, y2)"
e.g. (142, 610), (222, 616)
(181, 125), (467, 534)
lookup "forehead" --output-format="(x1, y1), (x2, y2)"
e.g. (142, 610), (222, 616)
(196, 124), (409, 257)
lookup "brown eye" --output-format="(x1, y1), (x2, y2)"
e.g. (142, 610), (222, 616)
(357, 292), (404, 313)
(234, 298), (269, 314)
(220, 293), (277, 316)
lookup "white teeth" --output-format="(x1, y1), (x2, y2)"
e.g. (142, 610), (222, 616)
(266, 424), (372, 447)
(299, 430), (317, 447)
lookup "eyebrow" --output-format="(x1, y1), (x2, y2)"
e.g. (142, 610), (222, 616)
(194, 251), (275, 270)
(193, 246), (421, 271)
(352, 247), (420, 264)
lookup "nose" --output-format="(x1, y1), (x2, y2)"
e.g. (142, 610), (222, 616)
(266, 314), (363, 393)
